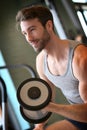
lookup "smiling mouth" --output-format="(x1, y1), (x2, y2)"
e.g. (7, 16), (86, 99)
(30, 40), (39, 47)
(30, 42), (38, 49)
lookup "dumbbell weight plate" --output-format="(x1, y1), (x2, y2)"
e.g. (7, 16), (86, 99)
(17, 78), (52, 110)
(20, 106), (52, 124)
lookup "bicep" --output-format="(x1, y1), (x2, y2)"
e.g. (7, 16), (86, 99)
(76, 62), (87, 103)
(78, 58), (87, 103)
(73, 46), (87, 103)
(73, 55), (87, 103)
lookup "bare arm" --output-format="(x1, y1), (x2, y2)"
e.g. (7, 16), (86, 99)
(33, 52), (56, 130)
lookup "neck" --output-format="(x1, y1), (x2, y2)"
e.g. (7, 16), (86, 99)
(44, 35), (68, 59)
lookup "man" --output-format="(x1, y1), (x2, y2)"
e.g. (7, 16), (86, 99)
(16, 5), (87, 130)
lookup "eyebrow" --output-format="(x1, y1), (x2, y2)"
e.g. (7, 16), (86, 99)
(28, 25), (36, 30)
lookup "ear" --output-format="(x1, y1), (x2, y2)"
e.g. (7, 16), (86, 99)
(46, 20), (53, 31)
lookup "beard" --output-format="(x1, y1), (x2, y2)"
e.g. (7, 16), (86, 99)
(30, 29), (50, 53)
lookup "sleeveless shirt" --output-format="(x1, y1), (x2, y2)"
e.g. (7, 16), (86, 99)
(44, 40), (84, 104)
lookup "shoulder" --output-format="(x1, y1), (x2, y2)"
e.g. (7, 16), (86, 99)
(74, 44), (87, 62)
(73, 44), (87, 80)
(36, 50), (46, 66)
(36, 50), (46, 77)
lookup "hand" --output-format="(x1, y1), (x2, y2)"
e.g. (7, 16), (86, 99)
(44, 102), (54, 112)
(33, 124), (45, 130)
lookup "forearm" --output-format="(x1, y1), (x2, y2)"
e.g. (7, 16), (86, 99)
(45, 102), (87, 123)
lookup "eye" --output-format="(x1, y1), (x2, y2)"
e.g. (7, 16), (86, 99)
(30, 28), (35, 32)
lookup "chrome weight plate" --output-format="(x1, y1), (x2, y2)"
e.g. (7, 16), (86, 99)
(17, 78), (52, 110)
(20, 106), (52, 124)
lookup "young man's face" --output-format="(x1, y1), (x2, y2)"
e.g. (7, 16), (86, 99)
(20, 18), (51, 52)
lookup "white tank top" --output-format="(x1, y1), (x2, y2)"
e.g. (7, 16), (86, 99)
(44, 40), (84, 104)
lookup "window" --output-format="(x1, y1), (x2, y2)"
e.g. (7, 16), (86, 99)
(72, 0), (87, 36)
(72, 0), (87, 3)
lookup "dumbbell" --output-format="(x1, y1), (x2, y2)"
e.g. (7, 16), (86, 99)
(17, 78), (52, 124)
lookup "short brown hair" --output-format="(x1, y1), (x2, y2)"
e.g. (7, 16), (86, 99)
(16, 5), (54, 28)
